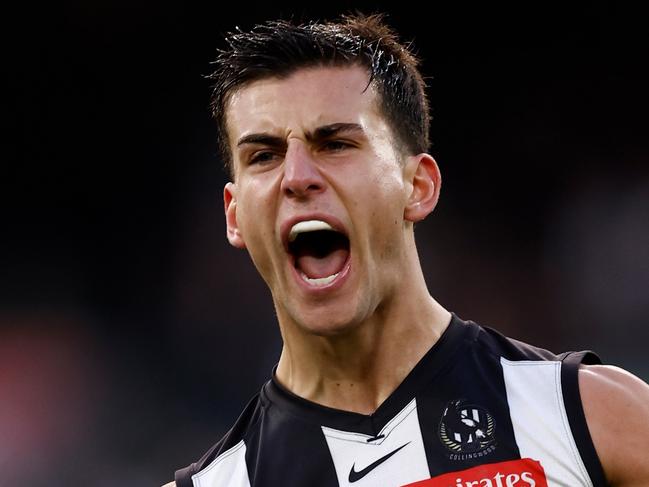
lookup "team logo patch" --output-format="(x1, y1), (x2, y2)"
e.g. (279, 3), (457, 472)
(438, 399), (496, 460)
(401, 458), (548, 487)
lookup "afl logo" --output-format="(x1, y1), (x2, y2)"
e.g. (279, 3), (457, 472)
(438, 399), (496, 456)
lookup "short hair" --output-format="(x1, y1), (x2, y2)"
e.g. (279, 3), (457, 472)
(207, 13), (430, 178)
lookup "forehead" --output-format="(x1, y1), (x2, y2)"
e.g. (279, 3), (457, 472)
(225, 65), (383, 142)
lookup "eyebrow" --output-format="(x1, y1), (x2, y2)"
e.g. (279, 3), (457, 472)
(236, 123), (365, 148)
(310, 123), (364, 140)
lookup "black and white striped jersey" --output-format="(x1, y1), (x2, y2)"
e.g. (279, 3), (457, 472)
(174, 313), (607, 487)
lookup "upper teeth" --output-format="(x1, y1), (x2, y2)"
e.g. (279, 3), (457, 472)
(288, 220), (333, 242)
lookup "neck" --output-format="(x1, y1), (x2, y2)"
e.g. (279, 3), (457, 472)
(275, 258), (451, 415)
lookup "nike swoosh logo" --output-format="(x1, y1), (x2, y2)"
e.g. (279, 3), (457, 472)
(348, 441), (410, 483)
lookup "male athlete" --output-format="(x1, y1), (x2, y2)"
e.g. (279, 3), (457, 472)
(166, 14), (649, 487)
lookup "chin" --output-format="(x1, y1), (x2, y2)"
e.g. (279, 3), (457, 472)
(290, 302), (367, 337)
(299, 320), (356, 337)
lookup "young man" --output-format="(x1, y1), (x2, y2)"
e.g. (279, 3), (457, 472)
(166, 14), (649, 487)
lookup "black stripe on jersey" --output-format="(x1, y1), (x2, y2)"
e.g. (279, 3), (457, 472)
(174, 393), (263, 487)
(561, 350), (608, 487)
(174, 465), (193, 487)
(243, 396), (340, 485)
(416, 320), (524, 476)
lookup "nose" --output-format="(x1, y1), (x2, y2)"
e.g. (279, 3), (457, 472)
(280, 140), (325, 198)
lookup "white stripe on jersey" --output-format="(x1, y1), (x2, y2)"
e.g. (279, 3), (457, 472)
(321, 398), (430, 487)
(191, 440), (251, 487)
(501, 358), (593, 487)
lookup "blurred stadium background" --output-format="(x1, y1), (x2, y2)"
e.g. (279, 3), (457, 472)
(3, 1), (648, 486)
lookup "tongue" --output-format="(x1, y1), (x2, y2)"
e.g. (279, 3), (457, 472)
(295, 248), (348, 279)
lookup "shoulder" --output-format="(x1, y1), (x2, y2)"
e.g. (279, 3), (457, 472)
(172, 389), (266, 485)
(470, 319), (562, 362)
(579, 364), (649, 486)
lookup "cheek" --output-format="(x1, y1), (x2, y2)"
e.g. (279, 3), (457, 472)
(238, 217), (276, 284)
(351, 194), (404, 264)
(239, 208), (271, 250)
(236, 186), (277, 259)
(366, 156), (408, 202)
(366, 176), (408, 222)
(365, 182), (408, 255)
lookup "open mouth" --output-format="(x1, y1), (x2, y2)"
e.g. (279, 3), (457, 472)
(287, 220), (350, 287)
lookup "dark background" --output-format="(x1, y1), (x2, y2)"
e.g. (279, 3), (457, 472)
(3, 2), (648, 486)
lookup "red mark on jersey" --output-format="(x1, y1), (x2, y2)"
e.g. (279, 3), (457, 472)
(402, 458), (548, 487)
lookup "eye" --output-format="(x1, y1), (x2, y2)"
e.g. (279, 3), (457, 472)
(249, 151), (280, 165)
(320, 140), (354, 152)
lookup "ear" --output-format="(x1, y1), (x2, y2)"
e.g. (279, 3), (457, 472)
(403, 153), (442, 223)
(224, 182), (246, 249)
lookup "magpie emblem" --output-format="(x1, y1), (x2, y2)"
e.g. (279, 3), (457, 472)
(438, 399), (496, 455)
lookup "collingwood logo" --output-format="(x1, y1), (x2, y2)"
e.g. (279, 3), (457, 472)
(438, 399), (496, 460)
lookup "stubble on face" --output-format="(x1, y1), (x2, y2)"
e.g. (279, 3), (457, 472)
(224, 66), (415, 337)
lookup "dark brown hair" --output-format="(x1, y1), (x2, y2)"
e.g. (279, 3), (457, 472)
(207, 13), (430, 178)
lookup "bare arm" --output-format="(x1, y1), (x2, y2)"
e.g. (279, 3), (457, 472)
(580, 364), (649, 486)
(161, 482), (176, 487)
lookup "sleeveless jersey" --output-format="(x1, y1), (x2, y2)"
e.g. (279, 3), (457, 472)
(174, 313), (607, 487)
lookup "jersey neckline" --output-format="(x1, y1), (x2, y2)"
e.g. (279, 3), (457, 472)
(263, 312), (477, 435)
